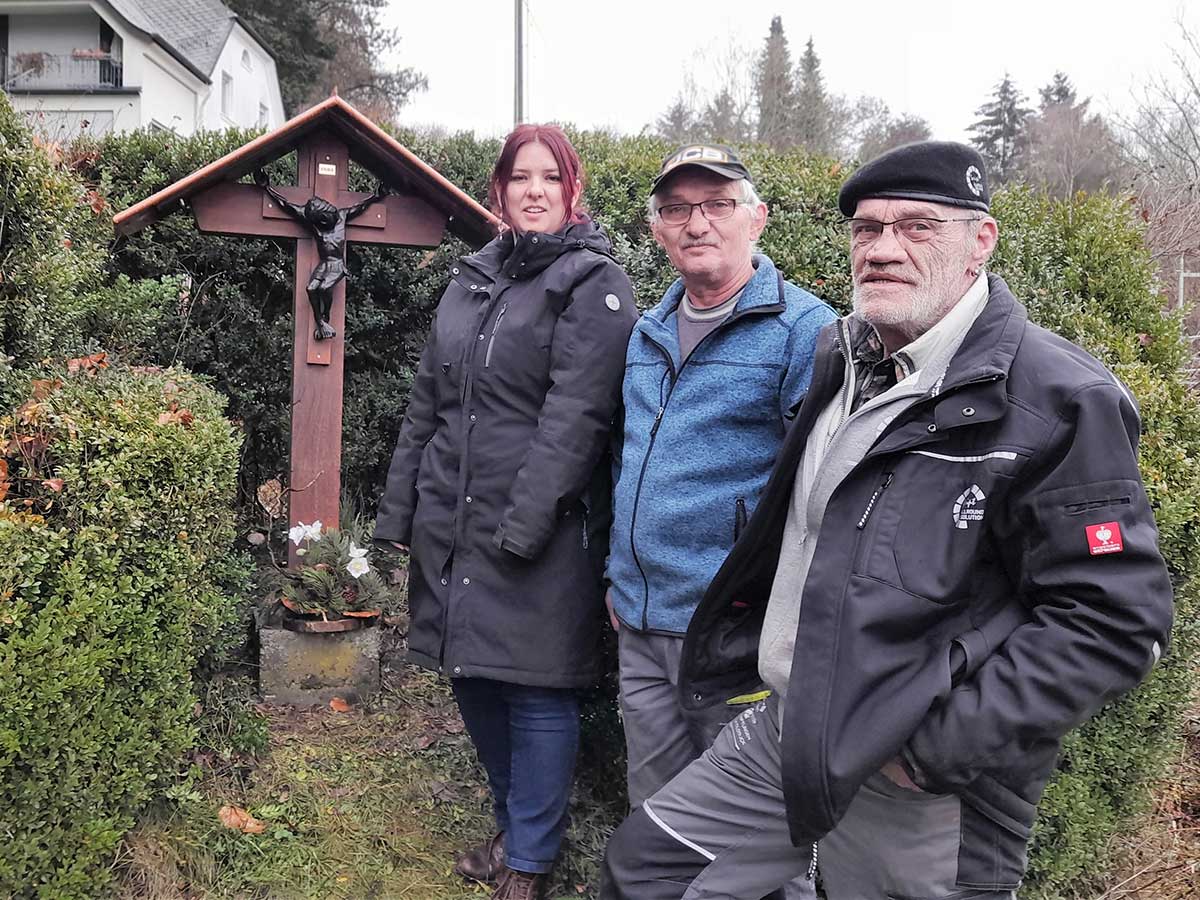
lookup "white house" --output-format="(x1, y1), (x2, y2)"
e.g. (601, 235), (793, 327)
(0, 0), (285, 138)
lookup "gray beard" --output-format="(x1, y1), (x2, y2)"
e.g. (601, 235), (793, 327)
(852, 284), (949, 343)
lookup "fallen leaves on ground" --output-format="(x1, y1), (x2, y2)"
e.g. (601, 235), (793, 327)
(329, 697), (351, 713)
(218, 805), (265, 834)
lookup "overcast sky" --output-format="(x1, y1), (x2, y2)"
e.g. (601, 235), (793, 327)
(385, 0), (1191, 142)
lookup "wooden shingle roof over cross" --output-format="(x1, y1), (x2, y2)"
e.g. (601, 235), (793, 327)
(113, 94), (499, 247)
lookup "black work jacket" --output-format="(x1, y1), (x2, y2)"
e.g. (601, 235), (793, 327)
(376, 220), (638, 687)
(679, 275), (1173, 891)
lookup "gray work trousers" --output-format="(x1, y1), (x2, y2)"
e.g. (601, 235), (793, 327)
(602, 695), (1019, 900)
(617, 629), (815, 900)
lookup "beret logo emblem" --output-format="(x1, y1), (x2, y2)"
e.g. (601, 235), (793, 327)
(605, 293), (622, 311)
(965, 165), (983, 197)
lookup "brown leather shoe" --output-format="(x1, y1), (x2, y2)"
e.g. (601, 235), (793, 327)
(492, 868), (547, 900)
(454, 831), (505, 883)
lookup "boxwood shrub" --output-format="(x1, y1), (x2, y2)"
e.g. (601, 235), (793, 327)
(0, 365), (245, 897)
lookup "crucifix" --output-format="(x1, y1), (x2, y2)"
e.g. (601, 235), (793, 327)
(112, 97), (499, 566)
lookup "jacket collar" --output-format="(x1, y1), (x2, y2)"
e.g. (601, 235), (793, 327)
(938, 273), (1026, 392)
(455, 219), (614, 286)
(647, 253), (786, 325)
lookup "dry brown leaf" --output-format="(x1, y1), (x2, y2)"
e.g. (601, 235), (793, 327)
(156, 406), (195, 428)
(66, 352), (108, 377)
(218, 805), (266, 834)
(256, 478), (285, 518)
(329, 697), (351, 713)
(41, 478), (64, 493)
(30, 379), (62, 399)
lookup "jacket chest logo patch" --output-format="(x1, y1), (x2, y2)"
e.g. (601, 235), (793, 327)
(1086, 521), (1124, 555)
(952, 484), (986, 530)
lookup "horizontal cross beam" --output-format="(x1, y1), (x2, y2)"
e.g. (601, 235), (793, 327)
(189, 182), (446, 247)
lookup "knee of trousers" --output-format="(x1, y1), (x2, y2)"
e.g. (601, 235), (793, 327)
(601, 808), (707, 900)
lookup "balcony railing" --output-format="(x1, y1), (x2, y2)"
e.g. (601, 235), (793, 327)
(1, 51), (124, 91)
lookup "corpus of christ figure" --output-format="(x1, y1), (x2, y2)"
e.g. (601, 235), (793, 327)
(253, 168), (389, 340)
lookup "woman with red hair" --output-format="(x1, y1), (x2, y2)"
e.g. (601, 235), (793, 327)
(376, 124), (638, 899)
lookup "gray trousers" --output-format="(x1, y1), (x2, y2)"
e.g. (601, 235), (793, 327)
(617, 629), (814, 900)
(602, 696), (1019, 900)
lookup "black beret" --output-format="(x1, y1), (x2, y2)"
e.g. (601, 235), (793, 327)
(838, 141), (990, 217)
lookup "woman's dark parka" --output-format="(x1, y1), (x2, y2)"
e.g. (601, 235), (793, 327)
(375, 220), (638, 688)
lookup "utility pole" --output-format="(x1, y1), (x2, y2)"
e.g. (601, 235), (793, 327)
(514, 0), (525, 126)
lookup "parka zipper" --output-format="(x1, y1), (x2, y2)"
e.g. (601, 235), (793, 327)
(856, 472), (893, 529)
(484, 302), (509, 367)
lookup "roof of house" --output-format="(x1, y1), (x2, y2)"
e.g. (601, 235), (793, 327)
(105, 0), (274, 82)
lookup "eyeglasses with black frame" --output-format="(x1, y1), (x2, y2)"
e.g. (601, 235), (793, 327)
(844, 216), (982, 246)
(656, 198), (744, 226)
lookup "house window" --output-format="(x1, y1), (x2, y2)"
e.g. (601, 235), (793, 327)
(221, 70), (233, 117)
(241, 49), (252, 71)
(258, 103), (268, 128)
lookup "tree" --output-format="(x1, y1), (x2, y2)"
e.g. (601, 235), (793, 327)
(794, 37), (837, 155)
(1039, 70), (1077, 109)
(755, 16), (796, 150)
(651, 46), (754, 145)
(968, 74), (1032, 184)
(855, 102), (932, 162)
(654, 94), (699, 145)
(308, 0), (427, 122)
(227, 0), (426, 121)
(1114, 19), (1200, 278)
(226, 0), (334, 115)
(700, 88), (752, 143)
(1025, 73), (1123, 198)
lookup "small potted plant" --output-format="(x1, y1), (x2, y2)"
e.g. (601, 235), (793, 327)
(273, 517), (392, 633)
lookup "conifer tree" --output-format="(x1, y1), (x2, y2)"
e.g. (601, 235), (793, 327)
(656, 95), (699, 145)
(1039, 71), (1077, 109)
(794, 37), (837, 155)
(969, 74), (1032, 184)
(755, 16), (796, 149)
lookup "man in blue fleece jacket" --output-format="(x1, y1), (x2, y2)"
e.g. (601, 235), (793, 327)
(605, 143), (836, 816)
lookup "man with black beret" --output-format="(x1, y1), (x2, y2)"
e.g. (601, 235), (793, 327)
(601, 141), (1173, 899)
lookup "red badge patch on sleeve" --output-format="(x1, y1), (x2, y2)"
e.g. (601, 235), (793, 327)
(1086, 521), (1124, 555)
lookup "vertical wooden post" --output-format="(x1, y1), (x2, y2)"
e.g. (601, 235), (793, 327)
(288, 134), (349, 565)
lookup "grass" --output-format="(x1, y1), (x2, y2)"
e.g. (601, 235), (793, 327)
(1094, 699), (1200, 899)
(115, 628), (1200, 900)
(114, 636), (625, 900)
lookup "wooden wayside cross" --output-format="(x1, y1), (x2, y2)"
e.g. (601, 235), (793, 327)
(113, 97), (499, 565)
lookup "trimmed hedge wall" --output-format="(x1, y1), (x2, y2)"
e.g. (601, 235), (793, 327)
(1, 100), (1192, 894)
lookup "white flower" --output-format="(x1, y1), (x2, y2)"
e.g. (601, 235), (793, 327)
(348, 542), (368, 560)
(346, 556), (370, 579)
(288, 520), (324, 546)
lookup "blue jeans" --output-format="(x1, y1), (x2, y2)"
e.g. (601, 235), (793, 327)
(452, 678), (580, 874)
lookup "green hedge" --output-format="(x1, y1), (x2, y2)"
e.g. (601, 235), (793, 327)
(0, 366), (245, 897)
(42, 121), (1200, 895)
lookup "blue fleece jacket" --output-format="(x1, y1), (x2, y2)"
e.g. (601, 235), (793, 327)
(607, 254), (837, 633)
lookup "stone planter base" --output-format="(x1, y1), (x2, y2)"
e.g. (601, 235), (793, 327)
(259, 623), (381, 706)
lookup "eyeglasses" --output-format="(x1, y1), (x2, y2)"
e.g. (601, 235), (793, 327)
(845, 216), (982, 247)
(656, 198), (744, 226)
